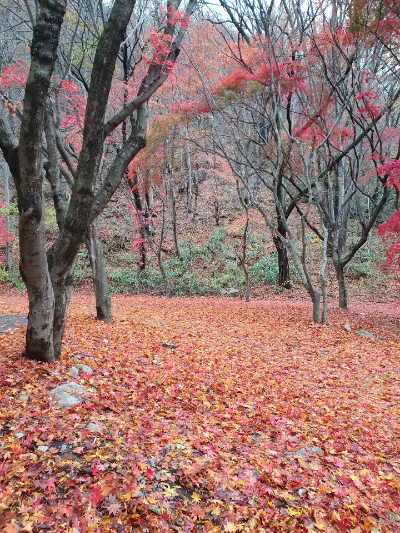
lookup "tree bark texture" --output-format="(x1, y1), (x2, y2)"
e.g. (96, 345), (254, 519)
(17, 0), (67, 362)
(85, 220), (112, 322)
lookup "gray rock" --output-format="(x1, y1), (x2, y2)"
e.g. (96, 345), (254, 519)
(152, 359), (159, 364)
(343, 323), (351, 332)
(389, 512), (400, 522)
(50, 382), (86, 407)
(294, 446), (324, 457)
(75, 364), (93, 375)
(70, 367), (79, 376)
(15, 433), (24, 438)
(18, 394), (29, 401)
(162, 343), (176, 349)
(86, 422), (102, 432)
(51, 382), (86, 394)
(61, 444), (68, 452)
(52, 391), (81, 407)
(357, 330), (374, 339)
(37, 445), (49, 452)
(227, 288), (239, 297)
(298, 488), (307, 497)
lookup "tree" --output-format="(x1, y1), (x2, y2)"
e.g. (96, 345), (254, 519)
(0, 0), (197, 362)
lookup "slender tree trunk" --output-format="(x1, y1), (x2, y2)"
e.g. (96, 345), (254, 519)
(320, 226), (328, 324)
(128, 173), (147, 270)
(84, 219), (112, 322)
(157, 194), (172, 298)
(186, 141), (192, 214)
(241, 213), (250, 302)
(4, 163), (11, 271)
(236, 181), (250, 301)
(334, 261), (348, 309)
(167, 165), (180, 258)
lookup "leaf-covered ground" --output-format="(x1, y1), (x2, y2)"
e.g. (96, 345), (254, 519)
(0, 291), (399, 532)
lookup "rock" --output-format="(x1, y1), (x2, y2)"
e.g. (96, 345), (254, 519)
(298, 488), (307, 497)
(227, 287), (239, 297)
(389, 512), (400, 522)
(15, 432), (24, 438)
(60, 444), (68, 452)
(75, 364), (93, 375)
(50, 382), (86, 407)
(18, 394), (29, 401)
(357, 330), (374, 339)
(152, 359), (159, 364)
(86, 422), (102, 433)
(37, 445), (49, 452)
(343, 323), (351, 332)
(162, 343), (176, 349)
(70, 367), (79, 376)
(52, 391), (81, 407)
(294, 446), (324, 457)
(51, 382), (86, 394)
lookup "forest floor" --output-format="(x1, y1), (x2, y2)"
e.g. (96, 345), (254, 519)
(0, 286), (399, 533)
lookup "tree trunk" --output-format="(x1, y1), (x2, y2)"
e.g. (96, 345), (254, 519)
(167, 166), (181, 259)
(85, 220), (112, 322)
(335, 262), (348, 309)
(4, 163), (11, 271)
(310, 288), (321, 324)
(158, 249), (172, 298)
(242, 214), (250, 302)
(273, 234), (291, 288)
(273, 219), (291, 288)
(16, 0), (67, 362)
(51, 262), (75, 358)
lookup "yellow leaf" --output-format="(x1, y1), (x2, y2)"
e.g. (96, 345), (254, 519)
(212, 507), (221, 516)
(191, 492), (201, 503)
(117, 492), (131, 502)
(288, 507), (302, 516)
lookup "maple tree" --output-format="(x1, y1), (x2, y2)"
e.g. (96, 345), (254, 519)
(0, 0), (197, 362)
(157, 0), (400, 319)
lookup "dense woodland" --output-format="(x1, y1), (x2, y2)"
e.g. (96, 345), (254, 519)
(0, 3), (399, 531)
(0, 0), (399, 360)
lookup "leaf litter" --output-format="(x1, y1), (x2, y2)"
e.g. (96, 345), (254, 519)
(0, 293), (399, 532)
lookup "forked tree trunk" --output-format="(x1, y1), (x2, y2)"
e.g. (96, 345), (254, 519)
(0, 0), (196, 361)
(85, 220), (112, 322)
(273, 217), (291, 288)
(273, 233), (291, 287)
